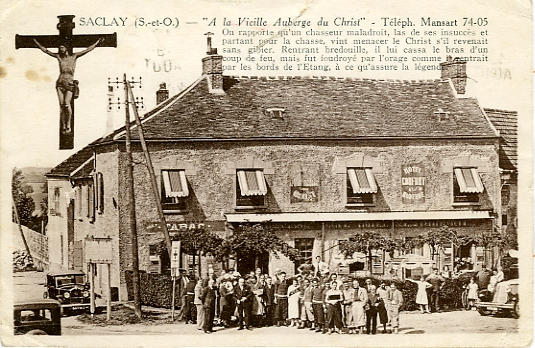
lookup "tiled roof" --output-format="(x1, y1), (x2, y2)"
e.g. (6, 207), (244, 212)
(71, 159), (94, 179)
(47, 146), (93, 177)
(106, 75), (497, 141)
(51, 74), (499, 177)
(484, 108), (517, 170)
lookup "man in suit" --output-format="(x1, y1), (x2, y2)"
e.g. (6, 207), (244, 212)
(388, 283), (404, 334)
(176, 269), (190, 322)
(234, 277), (254, 330)
(201, 278), (217, 333)
(264, 276), (276, 326)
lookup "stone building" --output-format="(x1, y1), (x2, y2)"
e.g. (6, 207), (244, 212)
(46, 49), (506, 301)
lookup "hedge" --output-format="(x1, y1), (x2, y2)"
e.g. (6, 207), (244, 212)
(125, 271), (182, 308)
(125, 271), (474, 312)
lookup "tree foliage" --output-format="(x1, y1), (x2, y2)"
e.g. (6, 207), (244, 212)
(223, 223), (301, 263)
(339, 224), (509, 271)
(12, 168), (35, 227)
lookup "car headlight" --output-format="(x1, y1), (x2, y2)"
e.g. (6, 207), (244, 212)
(63, 292), (70, 299)
(82, 291), (89, 297)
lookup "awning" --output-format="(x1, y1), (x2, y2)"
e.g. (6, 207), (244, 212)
(162, 170), (189, 198)
(347, 168), (377, 194)
(454, 168), (484, 193)
(237, 170), (267, 196)
(225, 210), (492, 223)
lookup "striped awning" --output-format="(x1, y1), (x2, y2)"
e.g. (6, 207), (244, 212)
(237, 170), (267, 196)
(162, 170), (189, 198)
(454, 168), (484, 193)
(347, 168), (377, 194)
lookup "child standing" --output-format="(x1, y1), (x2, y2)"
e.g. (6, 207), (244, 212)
(467, 278), (479, 309)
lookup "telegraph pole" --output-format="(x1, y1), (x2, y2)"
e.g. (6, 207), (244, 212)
(122, 74), (142, 318)
(126, 83), (173, 255)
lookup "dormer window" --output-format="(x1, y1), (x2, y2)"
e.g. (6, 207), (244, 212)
(266, 107), (285, 119)
(434, 108), (451, 121)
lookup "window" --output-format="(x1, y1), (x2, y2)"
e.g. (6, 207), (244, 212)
(501, 184), (510, 205)
(294, 238), (314, 273)
(51, 187), (61, 215)
(453, 167), (483, 203)
(346, 168), (377, 205)
(75, 185), (83, 219)
(236, 169), (267, 207)
(161, 170), (189, 211)
(502, 214), (508, 226)
(87, 182), (95, 221)
(266, 107), (285, 119)
(95, 172), (104, 214)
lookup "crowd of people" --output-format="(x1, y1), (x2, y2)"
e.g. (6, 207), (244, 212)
(171, 260), (508, 334)
(174, 257), (404, 335)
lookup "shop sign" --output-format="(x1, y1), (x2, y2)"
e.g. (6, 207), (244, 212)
(145, 221), (226, 234)
(290, 186), (318, 203)
(401, 163), (426, 204)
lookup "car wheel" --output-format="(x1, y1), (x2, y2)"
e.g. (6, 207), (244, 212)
(477, 307), (492, 316)
(26, 329), (48, 335)
(512, 301), (520, 319)
(461, 290), (470, 310)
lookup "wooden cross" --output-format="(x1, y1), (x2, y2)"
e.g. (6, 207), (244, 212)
(16, 15), (117, 150)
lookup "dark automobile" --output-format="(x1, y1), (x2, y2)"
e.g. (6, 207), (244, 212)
(14, 299), (61, 335)
(475, 278), (519, 318)
(43, 270), (91, 315)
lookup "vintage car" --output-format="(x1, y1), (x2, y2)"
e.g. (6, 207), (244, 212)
(43, 270), (91, 315)
(475, 278), (519, 318)
(14, 299), (61, 335)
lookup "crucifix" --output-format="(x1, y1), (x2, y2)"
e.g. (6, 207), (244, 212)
(16, 15), (117, 149)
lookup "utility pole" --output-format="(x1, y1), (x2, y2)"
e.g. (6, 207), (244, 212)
(122, 74), (142, 318)
(127, 83), (173, 255)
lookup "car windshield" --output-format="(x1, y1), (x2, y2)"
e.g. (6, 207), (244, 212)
(55, 275), (85, 286)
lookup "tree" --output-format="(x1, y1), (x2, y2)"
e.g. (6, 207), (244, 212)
(339, 232), (391, 273)
(223, 223), (301, 270)
(155, 228), (224, 274)
(12, 168), (35, 227)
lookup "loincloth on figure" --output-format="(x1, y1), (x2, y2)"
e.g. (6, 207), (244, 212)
(56, 79), (75, 93)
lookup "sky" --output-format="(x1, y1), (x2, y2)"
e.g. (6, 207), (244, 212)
(0, 0), (531, 171)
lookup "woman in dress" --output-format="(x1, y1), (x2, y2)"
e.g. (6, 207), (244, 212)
(407, 275), (432, 313)
(287, 278), (301, 327)
(324, 281), (344, 334)
(219, 278), (235, 327)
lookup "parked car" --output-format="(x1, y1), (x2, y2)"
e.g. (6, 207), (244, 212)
(14, 299), (61, 335)
(43, 270), (91, 315)
(475, 278), (519, 318)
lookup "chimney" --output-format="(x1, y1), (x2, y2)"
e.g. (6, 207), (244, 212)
(440, 56), (467, 94)
(156, 82), (169, 104)
(202, 32), (224, 93)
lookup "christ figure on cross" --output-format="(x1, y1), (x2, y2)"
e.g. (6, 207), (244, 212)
(33, 38), (103, 133)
